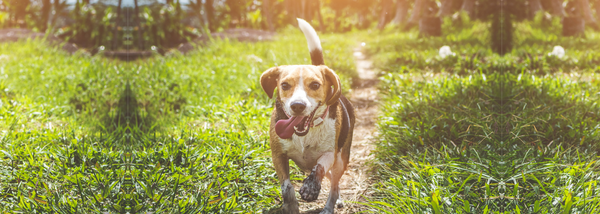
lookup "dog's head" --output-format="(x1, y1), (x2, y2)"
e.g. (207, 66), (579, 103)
(260, 65), (341, 117)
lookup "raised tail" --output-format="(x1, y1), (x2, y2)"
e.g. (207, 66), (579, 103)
(297, 18), (324, 66)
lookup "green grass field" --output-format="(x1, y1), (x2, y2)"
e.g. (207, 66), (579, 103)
(1, 17), (600, 214)
(364, 17), (600, 213)
(0, 28), (359, 213)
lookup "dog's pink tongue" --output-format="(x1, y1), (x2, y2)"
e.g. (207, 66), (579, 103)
(275, 116), (306, 139)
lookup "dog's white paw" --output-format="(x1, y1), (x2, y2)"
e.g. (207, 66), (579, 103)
(336, 199), (344, 208)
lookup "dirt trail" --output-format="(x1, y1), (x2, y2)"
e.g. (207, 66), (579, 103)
(297, 46), (379, 213)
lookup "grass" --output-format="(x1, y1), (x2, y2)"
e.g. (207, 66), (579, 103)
(0, 27), (360, 213)
(363, 17), (600, 213)
(2, 16), (600, 214)
(367, 14), (491, 74)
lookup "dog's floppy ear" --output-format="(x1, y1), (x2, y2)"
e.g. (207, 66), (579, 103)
(260, 67), (281, 99)
(321, 66), (341, 106)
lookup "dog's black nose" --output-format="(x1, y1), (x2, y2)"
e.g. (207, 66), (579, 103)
(290, 102), (306, 113)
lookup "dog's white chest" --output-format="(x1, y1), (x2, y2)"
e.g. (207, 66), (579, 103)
(279, 118), (336, 172)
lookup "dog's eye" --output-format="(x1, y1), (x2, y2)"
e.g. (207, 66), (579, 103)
(309, 82), (320, 90)
(281, 82), (291, 90)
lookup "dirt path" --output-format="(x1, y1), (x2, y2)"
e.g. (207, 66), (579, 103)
(296, 46), (379, 213)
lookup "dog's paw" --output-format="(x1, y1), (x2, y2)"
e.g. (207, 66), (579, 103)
(281, 180), (299, 214)
(336, 199), (344, 208)
(281, 202), (300, 214)
(319, 207), (334, 214)
(299, 165), (324, 202)
(299, 177), (321, 202)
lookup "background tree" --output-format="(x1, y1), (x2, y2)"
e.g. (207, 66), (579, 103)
(206, 0), (216, 31)
(596, 0), (600, 21)
(40, 0), (51, 31)
(529, 0), (543, 18)
(438, 0), (457, 17)
(3, 0), (600, 52)
(113, 0), (122, 50)
(4, 0), (31, 28)
(226, 0), (248, 28)
(407, 0), (426, 27)
(549, 0), (566, 18)
(578, 0), (598, 28)
(377, 0), (394, 29)
(263, 0), (274, 31)
(134, 0), (144, 50)
(461, 0), (475, 17)
(391, 0), (408, 25)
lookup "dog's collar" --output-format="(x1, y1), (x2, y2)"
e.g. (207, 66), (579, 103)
(282, 105), (330, 127)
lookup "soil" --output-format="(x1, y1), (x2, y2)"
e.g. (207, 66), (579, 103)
(295, 46), (379, 214)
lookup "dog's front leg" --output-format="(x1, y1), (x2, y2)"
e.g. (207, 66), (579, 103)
(273, 153), (299, 214)
(299, 152), (334, 202)
(320, 153), (344, 214)
(281, 179), (298, 213)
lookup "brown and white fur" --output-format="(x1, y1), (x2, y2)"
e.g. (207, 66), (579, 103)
(260, 19), (355, 214)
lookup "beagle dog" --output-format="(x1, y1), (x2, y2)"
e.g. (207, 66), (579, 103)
(260, 19), (355, 214)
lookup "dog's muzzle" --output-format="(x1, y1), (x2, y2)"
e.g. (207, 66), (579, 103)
(275, 104), (328, 139)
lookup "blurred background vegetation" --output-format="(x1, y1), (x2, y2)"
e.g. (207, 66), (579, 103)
(1, 0), (599, 52)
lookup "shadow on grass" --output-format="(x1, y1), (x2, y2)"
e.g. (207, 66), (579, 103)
(367, 69), (600, 213)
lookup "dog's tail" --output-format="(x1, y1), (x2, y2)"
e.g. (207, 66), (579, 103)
(297, 18), (324, 66)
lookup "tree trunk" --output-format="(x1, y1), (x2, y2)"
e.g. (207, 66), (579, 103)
(333, 9), (341, 32)
(377, 0), (393, 29)
(41, 0), (51, 31)
(189, 0), (205, 30)
(529, 0), (543, 18)
(134, 0), (144, 50)
(51, 0), (61, 29)
(597, 0), (600, 22)
(392, 0), (408, 24)
(578, 0), (597, 26)
(461, 0), (475, 17)
(563, 17), (585, 36)
(419, 17), (441, 36)
(74, 0), (81, 44)
(113, 0), (122, 50)
(408, 0), (426, 24)
(205, 0), (215, 32)
(438, 0), (456, 17)
(549, 0), (565, 17)
(263, 0), (274, 31)
(316, 0), (325, 32)
(301, 0), (309, 22)
(284, 0), (294, 24)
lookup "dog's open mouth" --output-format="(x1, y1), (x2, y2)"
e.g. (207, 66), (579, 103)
(275, 106), (320, 139)
(293, 107), (318, 136)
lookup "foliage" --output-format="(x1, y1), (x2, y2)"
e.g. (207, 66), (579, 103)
(0, 29), (358, 212)
(0, 40), (126, 212)
(138, 2), (200, 50)
(364, 20), (600, 213)
(491, 12), (513, 55)
(367, 17), (490, 74)
(57, 3), (118, 50)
